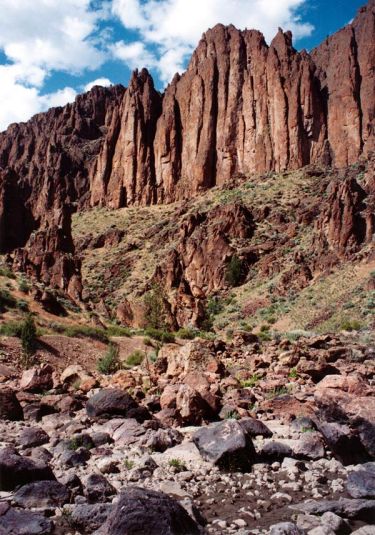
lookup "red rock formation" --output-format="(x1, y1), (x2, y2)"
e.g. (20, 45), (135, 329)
(0, 85), (125, 296)
(0, 1), (373, 295)
(154, 203), (255, 326)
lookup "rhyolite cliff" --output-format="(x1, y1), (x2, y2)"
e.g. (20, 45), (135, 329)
(0, 1), (374, 321)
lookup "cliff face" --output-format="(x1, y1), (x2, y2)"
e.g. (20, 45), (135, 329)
(0, 1), (374, 297)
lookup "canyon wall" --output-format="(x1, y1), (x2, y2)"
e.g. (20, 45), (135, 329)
(0, 0), (374, 296)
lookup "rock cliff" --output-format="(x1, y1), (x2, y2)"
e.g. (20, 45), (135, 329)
(0, 0), (374, 299)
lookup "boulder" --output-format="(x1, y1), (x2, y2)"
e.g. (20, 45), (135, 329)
(238, 417), (273, 438)
(84, 473), (116, 503)
(18, 427), (49, 448)
(19, 364), (53, 393)
(13, 480), (70, 508)
(86, 389), (150, 422)
(292, 498), (375, 520)
(70, 503), (113, 533)
(102, 487), (200, 534)
(193, 419), (257, 470)
(0, 505), (53, 534)
(293, 433), (325, 460)
(0, 447), (55, 491)
(318, 421), (370, 465)
(0, 387), (23, 420)
(270, 523), (304, 535)
(347, 463), (375, 498)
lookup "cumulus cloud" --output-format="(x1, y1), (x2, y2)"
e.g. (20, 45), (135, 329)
(0, 64), (77, 131)
(111, 0), (314, 83)
(84, 77), (113, 91)
(0, 0), (107, 130)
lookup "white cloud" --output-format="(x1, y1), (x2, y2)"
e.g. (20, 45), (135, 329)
(0, 0), (107, 131)
(0, 64), (77, 131)
(112, 0), (314, 83)
(84, 77), (113, 91)
(111, 41), (157, 70)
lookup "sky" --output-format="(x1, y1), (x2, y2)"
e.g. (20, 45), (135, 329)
(0, 0), (367, 132)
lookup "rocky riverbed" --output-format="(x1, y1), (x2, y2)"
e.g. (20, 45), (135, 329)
(0, 332), (374, 534)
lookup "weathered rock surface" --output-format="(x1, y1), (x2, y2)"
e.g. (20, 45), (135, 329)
(0, 447), (55, 491)
(86, 388), (151, 422)
(0, 387), (23, 421)
(102, 486), (201, 534)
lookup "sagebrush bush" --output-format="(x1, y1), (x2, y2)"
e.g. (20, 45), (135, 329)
(144, 327), (175, 344)
(20, 314), (37, 356)
(97, 343), (120, 375)
(125, 350), (144, 367)
(225, 255), (243, 287)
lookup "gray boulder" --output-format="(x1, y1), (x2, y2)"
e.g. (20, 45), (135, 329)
(103, 487), (200, 535)
(86, 389), (150, 422)
(13, 480), (70, 508)
(347, 463), (375, 498)
(193, 419), (257, 470)
(0, 447), (55, 491)
(0, 504), (53, 534)
(19, 427), (49, 448)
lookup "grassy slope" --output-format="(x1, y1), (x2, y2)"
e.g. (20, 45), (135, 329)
(71, 168), (374, 336)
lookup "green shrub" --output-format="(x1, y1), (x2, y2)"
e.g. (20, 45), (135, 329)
(175, 327), (197, 340)
(340, 319), (362, 332)
(144, 284), (169, 330)
(206, 296), (223, 316)
(97, 343), (120, 375)
(225, 255), (243, 287)
(0, 321), (24, 337)
(106, 325), (132, 337)
(125, 350), (144, 367)
(144, 327), (175, 344)
(57, 324), (109, 343)
(123, 459), (135, 470)
(288, 368), (298, 379)
(18, 279), (30, 293)
(0, 289), (17, 312)
(241, 374), (260, 388)
(68, 435), (94, 451)
(16, 300), (29, 312)
(20, 314), (37, 356)
(0, 265), (15, 279)
(168, 458), (186, 472)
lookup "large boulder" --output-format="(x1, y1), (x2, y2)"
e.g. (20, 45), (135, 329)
(347, 463), (375, 499)
(193, 419), (257, 470)
(13, 480), (70, 508)
(86, 389), (150, 422)
(0, 387), (23, 420)
(18, 427), (49, 448)
(315, 378), (375, 459)
(0, 447), (55, 491)
(19, 364), (53, 393)
(84, 473), (116, 503)
(71, 503), (113, 533)
(102, 487), (201, 534)
(0, 504), (53, 534)
(318, 421), (371, 465)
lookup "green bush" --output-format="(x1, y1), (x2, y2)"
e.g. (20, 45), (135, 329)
(0, 289), (17, 312)
(340, 319), (362, 332)
(0, 321), (24, 337)
(144, 284), (169, 330)
(206, 296), (223, 316)
(97, 343), (120, 375)
(125, 350), (144, 367)
(16, 300), (29, 312)
(106, 325), (132, 337)
(175, 327), (197, 340)
(144, 327), (175, 344)
(0, 265), (15, 279)
(225, 255), (243, 287)
(18, 279), (30, 293)
(20, 314), (37, 356)
(54, 324), (109, 343)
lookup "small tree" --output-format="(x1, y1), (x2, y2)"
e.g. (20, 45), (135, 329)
(144, 284), (168, 330)
(225, 255), (243, 287)
(20, 314), (37, 360)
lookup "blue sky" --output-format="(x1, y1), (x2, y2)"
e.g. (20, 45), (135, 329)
(0, 0), (366, 131)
